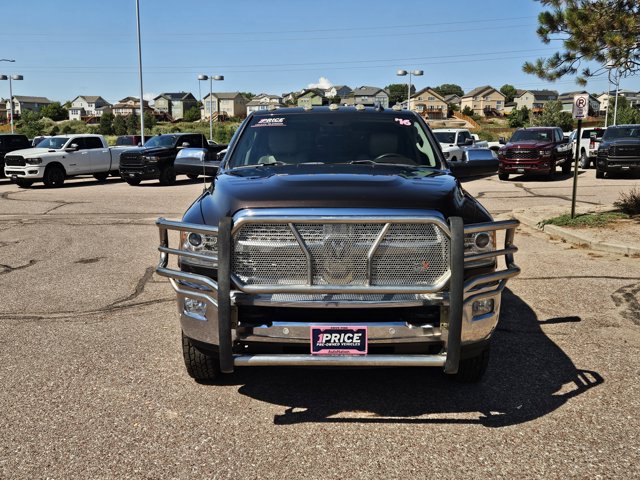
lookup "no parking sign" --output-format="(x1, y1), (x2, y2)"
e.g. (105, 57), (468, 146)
(572, 94), (589, 119)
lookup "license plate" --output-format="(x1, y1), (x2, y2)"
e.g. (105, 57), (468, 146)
(11, 175), (17, 181)
(517, 168), (525, 173)
(129, 174), (136, 177)
(311, 326), (367, 355)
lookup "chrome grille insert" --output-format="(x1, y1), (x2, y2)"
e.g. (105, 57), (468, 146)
(231, 216), (451, 292)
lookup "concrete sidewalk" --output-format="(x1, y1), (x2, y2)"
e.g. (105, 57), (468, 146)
(508, 205), (640, 257)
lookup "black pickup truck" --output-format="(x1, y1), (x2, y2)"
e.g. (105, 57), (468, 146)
(0, 134), (31, 178)
(119, 133), (227, 185)
(596, 124), (640, 178)
(155, 107), (520, 383)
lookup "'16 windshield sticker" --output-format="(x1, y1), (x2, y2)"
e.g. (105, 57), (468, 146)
(394, 118), (412, 126)
(252, 117), (286, 127)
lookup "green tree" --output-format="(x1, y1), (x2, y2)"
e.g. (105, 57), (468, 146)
(126, 114), (139, 134)
(433, 84), (464, 97)
(17, 110), (44, 138)
(508, 106), (530, 128)
(98, 113), (115, 135)
(144, 111), (156, 130)
(240, 92), (255, 100)
(40, 102), (68, 121)
(524, 0), (640, 85)
(500, 84), (517, 103)
(385, 83), (416, 106)
(609, 96), (640, 125)
(530, 101), (573, 130)
(183, 107), (201, 122)
(461, 105), (474, 117)
(113, 115), (127, 136)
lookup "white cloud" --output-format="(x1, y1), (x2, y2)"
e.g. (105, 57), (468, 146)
(143, 92), (157, 105)
(308, 77), (333, 90)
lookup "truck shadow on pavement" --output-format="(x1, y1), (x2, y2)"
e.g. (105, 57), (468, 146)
(232, 288), (603, 428)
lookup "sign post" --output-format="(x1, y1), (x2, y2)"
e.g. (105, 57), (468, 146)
(571, 94), (589, 218)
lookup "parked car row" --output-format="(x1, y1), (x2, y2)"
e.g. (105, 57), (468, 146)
(1, 132), (227, 188)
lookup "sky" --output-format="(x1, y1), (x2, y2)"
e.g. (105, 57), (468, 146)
(2, 0), (639, 105)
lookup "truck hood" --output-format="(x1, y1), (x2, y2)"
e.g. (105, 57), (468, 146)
(505, 140), (554, 149)
(8, 147), (62, 158)
(600, 138), (640, 148)
(120, 146), (174, 156)
(198, 164), (490, 225)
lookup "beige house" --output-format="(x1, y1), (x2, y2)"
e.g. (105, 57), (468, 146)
(513, 90), (558, 113)
(68, 95), (111, 120)
(408, 87), (448, 119)
(202, 92), (247, 119)
(342, 86), (390, 108)
(5, 96), (52, 117)
(153, 92), (197, 121)
(112, 96), (150, 116)
(460, 86), (505, 116)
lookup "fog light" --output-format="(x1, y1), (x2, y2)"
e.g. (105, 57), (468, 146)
(187, 233), (202, 247)
(475, 232), (491, 249)
(184, 297), (207, 318)
(472, 298), (494, 316)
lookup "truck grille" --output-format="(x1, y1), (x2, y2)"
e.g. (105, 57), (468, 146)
(232, 222), (450, 289)
(119, 153), (144, 167)
(4, 155), (25, 167)
(505, 149), (538, 159)
(611, 145), (640, 157)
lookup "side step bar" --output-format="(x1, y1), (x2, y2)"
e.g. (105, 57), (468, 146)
(233, 354), (446, 367)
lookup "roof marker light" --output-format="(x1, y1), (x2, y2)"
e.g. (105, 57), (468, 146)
(355, 104), (365, 111)
(329, 103), (339, 110)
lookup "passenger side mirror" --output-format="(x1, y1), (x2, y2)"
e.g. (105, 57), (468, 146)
(65, 143), (79, 152)
(499, 137), (506, 145)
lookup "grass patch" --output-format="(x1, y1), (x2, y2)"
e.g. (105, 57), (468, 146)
(539, 212), (629, 228)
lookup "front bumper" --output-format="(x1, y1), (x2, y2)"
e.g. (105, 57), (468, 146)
(498, 158), (551, 174)
(155, 215), (520, 374)
(4, 165), (45, 179)
(120, 163), (161, 180)
(597, 156), (640, 172)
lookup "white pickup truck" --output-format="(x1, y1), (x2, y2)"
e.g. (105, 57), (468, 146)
(568, 127), (605, 169)
(4, 134), (123, 188)
(432, 129), (488, 161)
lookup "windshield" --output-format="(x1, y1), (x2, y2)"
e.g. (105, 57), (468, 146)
(602, 126), (640, 141)
(433, 132), (456, 144)
(510, 130), (553, 142)
(36, 137), (69, 149)
(143, 135), (179, 148)
(116, 136), (137, 146)
(228, 112), (440, 169)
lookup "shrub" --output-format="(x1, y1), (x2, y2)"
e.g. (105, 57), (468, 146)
(614, 187), (640, 216)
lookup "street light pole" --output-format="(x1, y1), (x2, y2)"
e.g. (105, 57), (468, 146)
(197, 74), (224, 142)
(135, 0), (145, 142)
(0, 74), (23, 134)
(396, 69), (423, 110)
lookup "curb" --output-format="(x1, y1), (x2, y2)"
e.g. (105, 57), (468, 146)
(511, 211), (640, 257)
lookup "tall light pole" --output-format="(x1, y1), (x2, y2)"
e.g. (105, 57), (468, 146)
(396, 69), (423, 110)
(197, 74), (224, 142)
(0, 74), (23, 133)
(135, 0), (145, 142)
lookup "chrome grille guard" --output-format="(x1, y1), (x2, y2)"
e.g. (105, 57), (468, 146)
(156, 214), (520, 374)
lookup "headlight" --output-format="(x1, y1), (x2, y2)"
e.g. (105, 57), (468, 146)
(26, 158), (42, 165)
(180, 231), (218, 267)
(539, 150), (551, 157)
(143, 155), (160, 163)
(464, 231), (496, 267)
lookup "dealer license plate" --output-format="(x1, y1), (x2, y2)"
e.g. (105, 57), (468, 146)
(310, 326), (367, 355)
(517, 168), (525, 173)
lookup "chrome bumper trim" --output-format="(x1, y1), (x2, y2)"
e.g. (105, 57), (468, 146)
(233, 353), (447, 367)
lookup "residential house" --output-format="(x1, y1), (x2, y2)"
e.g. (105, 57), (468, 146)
(281, 92), (297, 104)
(296, 89), (327, 108)
(112, 96), (150, 116)
(5, 96), (52, 117)
(202, 92), (248, 119)
(558, 91), (600, 116)
(443, 94), (461, 108)
(153, 92), (198, 121)
(460, 86), (505, 116)
(342, 86), (390, 108)
(0, 99), (7, 122)
(324, 85), (352, 99)
(502, 102), (517, 115)
(513, 89), (558, 113)
(246, 93), (285, 115)
(94, 105), (113, 118)
(598, 90), (640, 116)
(408, 87), (448, 119)
(68, 95), (111, 120)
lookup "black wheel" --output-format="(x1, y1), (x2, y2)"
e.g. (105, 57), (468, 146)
(16, 178), (34, 188)
(595, 168), (605, 179)
(579, 150), (590, 169)
(561, 159), (571, 174)
(93, 172), (109, 182)
(548, 162), (556, 180)
(125, 178), (141, 186)
(498, 173), (509, 181)
(182, 332), (220, 382)
(453, 347), (490, 383)
(42, 165), (65, 188)
(187, 174), (199, 180)
(159, 165), (177, 186)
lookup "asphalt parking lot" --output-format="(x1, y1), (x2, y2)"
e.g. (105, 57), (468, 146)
(1, 170), (639, 478)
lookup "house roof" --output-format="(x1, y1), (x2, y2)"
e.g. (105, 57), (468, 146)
(515, 89), (558, 101)
(246, 99), (285, 107)
(154, 92), (195, 101)
(411, 87), (446, 102)
(204, 92), (244, 100)
(349, 86), (388, 97)
(558, 91), (597, 102)
(298, 88), (325, 98)
(443, 94), (460, 102)
(73, 95), (107, 103)
(12, 96), (52, 103)
(462, 86), (496, 98)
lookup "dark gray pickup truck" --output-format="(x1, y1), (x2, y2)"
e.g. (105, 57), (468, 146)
(155, 107), (520, 383)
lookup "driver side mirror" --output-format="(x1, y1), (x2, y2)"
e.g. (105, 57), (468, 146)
(65, 143), (79, 152)
(180, 142), (191, 148)
(464, 138), (474, 146)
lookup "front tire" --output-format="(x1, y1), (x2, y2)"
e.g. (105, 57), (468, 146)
(16, 178), (34, 188)
(42, 165), (65, 188)
(125, 178), (141, 186)
(579, 150), (590, 169)
(595, 168), (605, 179)
(94, 172), (109, 182)
(561, 159), (571, 174)
(453, 347), (490, 383)
(498, 173), (509, 181)
(182, 333), (220, 382)
(159, 165), (176, 186)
